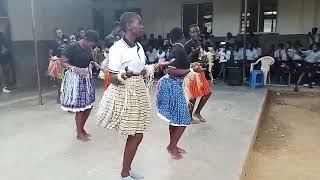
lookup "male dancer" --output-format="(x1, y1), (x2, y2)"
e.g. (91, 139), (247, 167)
(184, 24), (212, 123)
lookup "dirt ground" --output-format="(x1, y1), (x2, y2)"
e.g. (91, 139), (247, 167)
(244, 92), (320, 180)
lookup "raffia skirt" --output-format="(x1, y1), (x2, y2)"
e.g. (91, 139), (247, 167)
(188, 71), (212, 99)
(96, 76), (150, 136)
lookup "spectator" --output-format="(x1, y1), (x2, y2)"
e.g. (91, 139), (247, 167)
(204, 33), (214, 47)
(157, 35), (164, 49)
(255, 42), (263, 57)
(308, 27), (320, 47)
(302, 43), (320, 63)
(146, 46), (157, 64)
(140, 34), (148, 49)
(274, 43), (284, 60)
(163, 33), (171, 46)
(148, 34), (157, 49)
(246, 42), (258, 61)
(69, 34), (77, 43)
(156, 46), (166, 60)
(217, 42), (231, 79)
(49, 28), (69, 58)
(225, 32), (235, 45)
(233, 43), (244, 61)
(0, 32), (12, 93)
(104, 22), (123, 49)
(76, 26), (86, 41)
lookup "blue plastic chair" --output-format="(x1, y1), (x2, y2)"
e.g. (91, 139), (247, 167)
(250, 70), (264, 89)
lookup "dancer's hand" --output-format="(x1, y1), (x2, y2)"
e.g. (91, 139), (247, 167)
(91, 61), (101, 70)
(75, 67), (89, 77)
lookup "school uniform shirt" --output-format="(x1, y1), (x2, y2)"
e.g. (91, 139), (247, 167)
(156, 51), (166, 60)
(274, 49), (281, 59)
(109, 37), (146, 75)
(257, 47), (262, 57)
(302, 50), (320, 63)
(168, 43), (190, 69)
(280, 49), (288, 60)
(146, 49), (157, 63)
(218, 48), (231, 63)
(246, 48), (258, 61)
(286, 49), (302, 61)
(233, 48), (244, 61)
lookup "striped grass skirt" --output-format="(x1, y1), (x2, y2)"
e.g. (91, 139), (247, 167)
(96, 76), (150, 136)
(60, 69), (95, 112)
(189, 71), (212, 99)
(156, 75), (191, 126)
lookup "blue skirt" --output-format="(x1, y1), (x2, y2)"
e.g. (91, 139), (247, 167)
(60, 69), (95, 112)
(156, 75), (191, 126)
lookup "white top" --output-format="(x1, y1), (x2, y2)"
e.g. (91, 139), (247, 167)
(109, 38), (146, 74)
(303, 50), (320, 63)
(233, 48), (244, 61)
(146, 49), (157, 63)
(257, 47), (262, 57)
(246, 49), (258, 61)
(274, 49), (281, 59)
(218, 48), (231, 63)
(156, 51), (166, 59)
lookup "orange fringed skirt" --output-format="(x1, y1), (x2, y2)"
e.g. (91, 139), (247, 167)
(188, 71), (212, 99)
(104, 71), (111, 89)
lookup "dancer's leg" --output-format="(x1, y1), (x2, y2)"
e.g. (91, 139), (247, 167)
(194, 92), (212, 122)
(169, 125), (186, 154)
(121, 133), (143, 178)
(167, 126), (186, 160)
(189, 99), (200, 124)
(75, 108), (92, 141)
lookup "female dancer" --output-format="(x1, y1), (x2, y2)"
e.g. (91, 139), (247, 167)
(96, 12), (166, 180)
(60, 30), (99, 142)
(157, 27), (199, 160)
(185, 24), (212, 123)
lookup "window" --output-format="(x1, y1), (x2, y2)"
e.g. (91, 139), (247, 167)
(240, 0), (278, 33)
(0, 0), (8, 17)
(182, 2), (213, 37)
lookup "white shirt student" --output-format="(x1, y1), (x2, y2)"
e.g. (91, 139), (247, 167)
(156, 49), (166, 60)
(218, 48), (231, 63)
(146, 48), (157, 63)
(246, 48), (258, 61)
(233, 48), (244, 61)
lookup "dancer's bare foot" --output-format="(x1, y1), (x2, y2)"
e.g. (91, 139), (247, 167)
(177, 147), (187, 154)
(77, 133), (91, 142)
(167, 146), (183, 160)
(84, 131), (91, 137)
(191, 117), (201, 124)
(193, 113), (206, 122)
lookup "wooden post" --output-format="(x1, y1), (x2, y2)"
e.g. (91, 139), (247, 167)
(31, 0), (43, 105)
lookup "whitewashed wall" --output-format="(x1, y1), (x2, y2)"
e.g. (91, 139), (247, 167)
(8, 0), (103, 41)
(277, 0), (320, 34)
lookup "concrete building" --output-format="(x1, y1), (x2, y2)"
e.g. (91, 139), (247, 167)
(2, 0), (320, 88)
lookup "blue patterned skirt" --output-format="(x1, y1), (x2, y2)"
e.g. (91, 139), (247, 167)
(60, 69), (95, 112)
(156, 75), (191, 126)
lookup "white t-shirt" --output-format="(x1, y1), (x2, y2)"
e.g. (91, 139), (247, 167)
(109, 38), (146, 74)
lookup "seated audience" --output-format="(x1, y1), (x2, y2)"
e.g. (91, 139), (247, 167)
(246, 42), (258, 61)
(233, 43), (244, 61)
